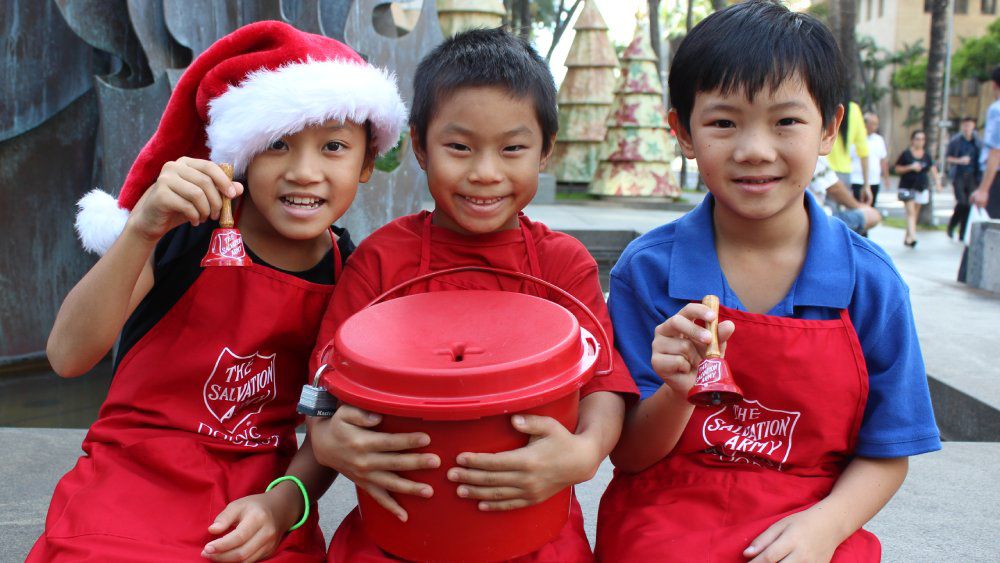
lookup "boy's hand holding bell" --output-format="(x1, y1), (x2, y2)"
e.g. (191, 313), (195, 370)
(127, 157), (243, 242)
(652, 301), (735, 398)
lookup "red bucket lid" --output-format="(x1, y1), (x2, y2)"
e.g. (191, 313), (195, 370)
(321, 291), (599, 420)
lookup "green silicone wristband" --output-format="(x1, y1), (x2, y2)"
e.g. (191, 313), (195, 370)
(266, 475), (310, 531)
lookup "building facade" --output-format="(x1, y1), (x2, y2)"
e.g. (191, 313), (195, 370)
(855, 0), (997, 158)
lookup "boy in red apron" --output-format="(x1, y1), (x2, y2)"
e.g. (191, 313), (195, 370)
(595, 3), (941, 562)
(303, 29), (639, 561)
(30, 21), (405, 562)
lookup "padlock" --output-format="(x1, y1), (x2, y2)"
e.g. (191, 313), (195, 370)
(297, 366), (338, 417)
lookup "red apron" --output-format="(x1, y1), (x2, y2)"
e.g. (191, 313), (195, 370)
(596, 306), (879, 562)
(328, 214), (593, 562)
(28, 230), (341, 562)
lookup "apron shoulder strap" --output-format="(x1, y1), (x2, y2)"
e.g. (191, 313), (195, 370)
(331, 228), (342, 282)
(419, 212), (434, 276)
(518, 213), (542, 279)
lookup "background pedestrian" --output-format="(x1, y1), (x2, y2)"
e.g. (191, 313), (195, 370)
(972, 65), (1000, 217)
(945, 116), (982, 239)
(851, 112), (888, 205)
(895, 130), (942, 248)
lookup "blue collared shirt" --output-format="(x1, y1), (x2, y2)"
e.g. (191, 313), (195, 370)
(982, 98), (1000, 172)
(609, 192), (941, 458)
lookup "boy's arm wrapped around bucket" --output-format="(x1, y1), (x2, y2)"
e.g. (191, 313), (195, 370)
(447, 390), (625, 512)
(48, 158), (242, 377)
(307, 405), (441, 522)
(444, 251), (633, 511)
(743, 456), (908, 562)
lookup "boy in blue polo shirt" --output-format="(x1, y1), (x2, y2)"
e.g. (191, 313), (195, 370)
(595, 2), (940, 561)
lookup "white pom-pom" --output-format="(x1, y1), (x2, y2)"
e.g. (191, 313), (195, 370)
(75, 189), (130, 255)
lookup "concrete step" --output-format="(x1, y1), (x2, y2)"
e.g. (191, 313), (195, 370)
(3, 429), (996, 562)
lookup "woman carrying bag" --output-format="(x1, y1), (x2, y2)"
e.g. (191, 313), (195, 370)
(895, 130), (942, 248)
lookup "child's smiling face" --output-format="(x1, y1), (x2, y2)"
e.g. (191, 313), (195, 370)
(670, 76), (841, 223)
(415, 86), (553, 235)
(243, 119), (374, 242)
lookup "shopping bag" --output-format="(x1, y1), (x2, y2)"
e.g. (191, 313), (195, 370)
(963, 205), (991, 244)
(958, 204), (990, 283)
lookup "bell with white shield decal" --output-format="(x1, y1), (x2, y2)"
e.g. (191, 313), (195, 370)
(688, 295), (744, 407)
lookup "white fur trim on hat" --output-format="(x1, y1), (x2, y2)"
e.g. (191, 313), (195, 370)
(206, 59), (407, 178)
(75, 189), (130, 255)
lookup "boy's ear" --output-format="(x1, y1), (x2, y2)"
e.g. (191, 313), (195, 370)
(819, 104), (845, 156)
(667, 109), (696, 159)
(410, 126), (428, 171)
(539, 134), (557, 171)
(359, 144), (377, 183)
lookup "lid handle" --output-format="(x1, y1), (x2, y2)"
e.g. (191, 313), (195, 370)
(358, 266), (613, 377)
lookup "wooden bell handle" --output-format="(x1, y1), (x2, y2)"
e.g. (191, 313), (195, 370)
(703, 294), (721, 358)
(219, 163), (234, 228)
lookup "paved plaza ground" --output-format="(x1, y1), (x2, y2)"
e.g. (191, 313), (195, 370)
(2, 186), (997, 561)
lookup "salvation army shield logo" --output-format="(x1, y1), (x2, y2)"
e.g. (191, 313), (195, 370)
(701, 399), (801, 469)
(695, 358), (723, 385)
(203, 348), (277, 432)
(209, 231), (247, 259)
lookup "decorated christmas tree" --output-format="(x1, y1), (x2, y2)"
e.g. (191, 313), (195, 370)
(549, 0), (618, 184)
(589, 12), (679, 198)
(436, 0), (505, 38)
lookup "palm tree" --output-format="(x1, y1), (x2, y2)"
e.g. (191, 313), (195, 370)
(923, 0), (948, 159)
(648, 0), (662, 88)
(919, 0), (949, 225)
(838, 0), (857, 91)
(828, 0), (841, 48)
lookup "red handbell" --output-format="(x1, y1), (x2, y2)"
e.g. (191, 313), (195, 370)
(201, 163), (252, 268)
(688, 295), (743, 407)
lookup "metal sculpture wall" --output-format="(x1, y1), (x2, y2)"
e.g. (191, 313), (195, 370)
(0, 0), (442, 365)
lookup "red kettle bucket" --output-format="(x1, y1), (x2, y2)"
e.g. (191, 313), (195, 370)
(319, 267), (611, 562)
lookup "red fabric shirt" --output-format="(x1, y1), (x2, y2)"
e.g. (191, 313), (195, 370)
(312, 211), (637, 400)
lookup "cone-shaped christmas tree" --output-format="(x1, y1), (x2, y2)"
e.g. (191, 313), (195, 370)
(590, 12), (679, 198)
(549, 0), (618, 184)
(436, 0), (505, 38)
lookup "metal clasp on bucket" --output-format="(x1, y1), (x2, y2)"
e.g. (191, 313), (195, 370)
(319, 266), (613, 378)
(296, 364), (339, 417)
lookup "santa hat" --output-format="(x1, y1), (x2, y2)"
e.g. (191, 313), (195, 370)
(76, 20), (407, 254)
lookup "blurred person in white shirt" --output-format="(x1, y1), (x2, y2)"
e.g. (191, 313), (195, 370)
(810, 156), (882, 235)
(850, 112), (888, 206)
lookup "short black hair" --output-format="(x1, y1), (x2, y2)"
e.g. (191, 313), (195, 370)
(668, 0), (843, 134)
(961, 116), (977, 124)
(992, 65), (1000, 87)
(410, 27), (559, 153)
(911, 129), (925, 140)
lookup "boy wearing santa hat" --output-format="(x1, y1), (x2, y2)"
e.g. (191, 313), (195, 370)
(30, 21), (405, 562)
